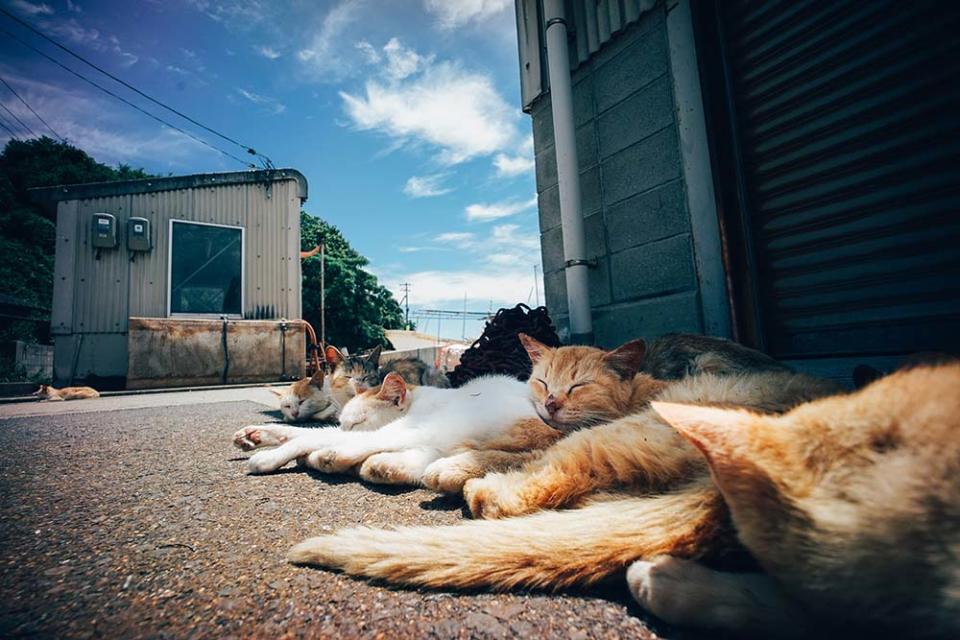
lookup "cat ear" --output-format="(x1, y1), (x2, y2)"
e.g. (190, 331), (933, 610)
(268, 386), (284, 397)
(651, 402), (752, 457)
(340, 346), (350, 356)
(309, 368), (325, 388)
(367, 345), (382, 364)
(377, 372), (407, 406)
(325, 346), (344, 367)
(518, 333), (554, 365)
(602, 339), (647, 379)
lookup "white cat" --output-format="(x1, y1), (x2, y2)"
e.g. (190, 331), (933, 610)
(235, 372), (557, 489)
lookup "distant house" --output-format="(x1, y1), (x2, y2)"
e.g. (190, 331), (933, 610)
(30, 169), (309, 389)
(516, 0), (960, 380)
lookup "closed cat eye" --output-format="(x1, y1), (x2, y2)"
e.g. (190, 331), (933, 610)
(568, 381), (593, 393)
(535, 378), (548, 390)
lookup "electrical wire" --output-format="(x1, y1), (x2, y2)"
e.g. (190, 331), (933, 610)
(0, 73), (63, 141)
(0, 98), (34, 136)
(0, 27), (255, 169)
(0, 110), (20, 138)
(0, 6), (273, 168)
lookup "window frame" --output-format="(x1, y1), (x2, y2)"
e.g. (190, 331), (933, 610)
(166, 219), (245, 319)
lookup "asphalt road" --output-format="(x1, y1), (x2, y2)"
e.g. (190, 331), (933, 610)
(0, 398), (679, 639)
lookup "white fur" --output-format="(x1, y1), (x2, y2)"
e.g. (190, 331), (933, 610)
(244, 375), (537, 479)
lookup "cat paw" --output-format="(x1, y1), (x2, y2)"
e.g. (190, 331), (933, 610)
(247, 449), (290, 474)
(358, 457), (413, 485)
(462, 475), (527, 519)
(233, 425), (288, 451)
(303, 447), (362, 474)
(627, 556), (701, 624)
(422, 458), (474, 494)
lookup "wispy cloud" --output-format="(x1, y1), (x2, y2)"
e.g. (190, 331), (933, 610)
(236, 88), (286, 115)
(255, 45), (281, 60)
(465, 195), (537, 222)
(10, 1), (54, 16)
(297, 0), (367, 80)
(341, 41), (520, 165)
(493, 153), (534, 176)
(65, 0), (81, 13)
(423, 0), (511, 29)
(34, 17), (139, 66)
(0, 70), (219, 168)
(403, 173), (453, 198)
(434, 231), (475, 245)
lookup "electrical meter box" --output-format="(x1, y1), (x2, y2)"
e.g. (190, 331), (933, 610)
(127, 217), (152, 252)
(91, 213), (117, 249)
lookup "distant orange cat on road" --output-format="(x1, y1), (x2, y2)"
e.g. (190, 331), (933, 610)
(32, 384), (99, 401)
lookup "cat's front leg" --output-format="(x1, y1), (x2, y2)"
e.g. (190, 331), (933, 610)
(247, 432), (342, 474)
(423, 450), (540, 495)
(465, 410), (699, 519)
(301, 442), (374, 475)
(626, 556), (808, 637)
(358, 448), (439, 486)
(233, 424), (320, 451)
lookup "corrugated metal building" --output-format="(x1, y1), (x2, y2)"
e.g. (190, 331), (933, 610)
(517, 0), (960, 381)
(30, 169), (309, 388)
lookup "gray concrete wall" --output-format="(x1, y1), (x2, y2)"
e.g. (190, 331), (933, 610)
(532, 6), (705, 347)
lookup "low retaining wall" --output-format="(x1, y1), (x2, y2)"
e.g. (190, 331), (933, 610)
(127, 317), (306, 389)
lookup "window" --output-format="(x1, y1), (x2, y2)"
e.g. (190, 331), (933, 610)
(168, 220), (244, 316)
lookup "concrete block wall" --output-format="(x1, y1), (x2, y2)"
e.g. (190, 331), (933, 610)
(532, 6), (704, 347)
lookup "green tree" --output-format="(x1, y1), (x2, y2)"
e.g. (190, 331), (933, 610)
(299, 212), (407, 352)
(0, 137), (150, 344)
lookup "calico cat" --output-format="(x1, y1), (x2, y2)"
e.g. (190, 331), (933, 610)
(32, 384), (99, 401)
(240, 372), (562, 482)
(286, 337), (840, 590)
(327, 345), (382, 393)
(633, 363), (960, 637)
(380, 357), (450, 388)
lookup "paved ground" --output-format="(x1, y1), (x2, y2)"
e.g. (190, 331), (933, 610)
(0, 393), (679, 639)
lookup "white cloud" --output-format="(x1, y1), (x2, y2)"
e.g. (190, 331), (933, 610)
(297, 0), (366, 78)
(493, 153), (534, 176)
(434, 231), (475, 246)
(423, 0), (511, 29)
(403, 173), (453, 198)
(355, 39), (380, 64)
(36, 18), (139, 66)
(255, 45), (281, 60)
(11, 1), (54, 15)
(65, 0), (81, 13)
(341, 54), (520, 164)
(465, 195), (537, 221)
(386, 221), (543, 308)
(381, 38), (430, 81)
(236, 88), (286, 115)
(0, 71), (217, 168)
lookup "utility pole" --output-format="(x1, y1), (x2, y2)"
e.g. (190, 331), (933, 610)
(399, 282), (411, 329)
(320, 243), (326, 348)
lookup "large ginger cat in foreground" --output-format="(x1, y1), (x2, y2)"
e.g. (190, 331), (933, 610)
(634, 363), (960, 637)
(288, 336), (839, 589)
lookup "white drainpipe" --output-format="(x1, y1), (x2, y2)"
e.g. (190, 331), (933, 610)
(543, 0), (593, 344)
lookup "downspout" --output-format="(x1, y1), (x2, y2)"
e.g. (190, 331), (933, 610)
(543, 0), (593, 344)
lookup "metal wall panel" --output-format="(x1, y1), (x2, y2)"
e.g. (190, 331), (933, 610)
(517, 0), (658, 109)
(54, 176), (303, 343)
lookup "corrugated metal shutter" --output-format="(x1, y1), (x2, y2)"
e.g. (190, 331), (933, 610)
(719, 0), (960, 359)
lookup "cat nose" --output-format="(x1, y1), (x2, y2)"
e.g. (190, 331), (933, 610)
(545, 394), (560, 414)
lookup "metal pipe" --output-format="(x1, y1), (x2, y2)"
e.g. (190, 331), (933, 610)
(543, 0), (593, 344)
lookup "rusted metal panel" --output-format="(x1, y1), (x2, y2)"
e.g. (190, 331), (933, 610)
(127, 317), (306, 389)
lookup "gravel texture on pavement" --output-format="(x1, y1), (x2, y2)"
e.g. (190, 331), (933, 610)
(0, 400), (683, 639)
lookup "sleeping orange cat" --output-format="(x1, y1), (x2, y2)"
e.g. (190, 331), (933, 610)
(32, 384), (99, 401)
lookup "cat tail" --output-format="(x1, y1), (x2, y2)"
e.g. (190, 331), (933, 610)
(288, 482), (727, 590)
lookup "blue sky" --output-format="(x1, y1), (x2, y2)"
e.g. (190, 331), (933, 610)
(0, 0), (543, 340)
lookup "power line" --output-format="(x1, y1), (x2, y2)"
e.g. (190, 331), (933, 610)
(0, 27), (254, 168)
(0, 99), (34, 136)
(0, 73), (63, 141)
(0, 111), (20, 139)
(0, 6), (272, 167)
